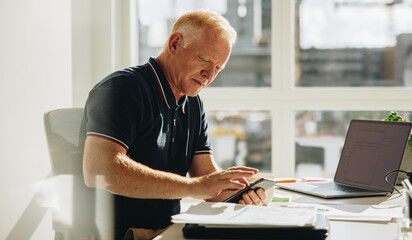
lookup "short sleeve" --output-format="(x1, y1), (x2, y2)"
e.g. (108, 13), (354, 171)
(84, 73), (141, 150)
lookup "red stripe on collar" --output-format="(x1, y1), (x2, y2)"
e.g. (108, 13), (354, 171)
(146, 62), (171, 109)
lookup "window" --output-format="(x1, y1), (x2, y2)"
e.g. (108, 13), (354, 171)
(138, 0), (273, 172)
(136, 0), (412, 177)
(207, 111), (271, 172)
(294, 0), (412, 178)
(295, 110), (412, 177)
(138, 0), (271, 87)
(296, 0), (412, 87)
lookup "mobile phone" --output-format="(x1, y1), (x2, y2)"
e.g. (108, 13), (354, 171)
(223, 178), (277, 203)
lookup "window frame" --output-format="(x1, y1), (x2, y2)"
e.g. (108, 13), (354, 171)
(201, 1), (412, 177)
(133, 0), (412, 177)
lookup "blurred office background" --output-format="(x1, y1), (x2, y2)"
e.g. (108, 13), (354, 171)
(1, 0), (412, 239)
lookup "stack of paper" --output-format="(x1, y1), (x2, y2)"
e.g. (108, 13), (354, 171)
(172, 202), (317, 227)
(321, 204), (404, 221)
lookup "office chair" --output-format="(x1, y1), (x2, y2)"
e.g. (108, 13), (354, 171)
(44, 108), (113, 239)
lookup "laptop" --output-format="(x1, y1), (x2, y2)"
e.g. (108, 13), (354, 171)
(277, 119), (412, 198)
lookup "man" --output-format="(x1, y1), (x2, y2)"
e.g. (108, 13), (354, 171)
(82, 9), (267, 239)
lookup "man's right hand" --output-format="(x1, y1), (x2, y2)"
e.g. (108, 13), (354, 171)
(188, 166), (257, 200)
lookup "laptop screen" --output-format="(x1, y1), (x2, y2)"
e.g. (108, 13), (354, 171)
(334, 120), (412, 191)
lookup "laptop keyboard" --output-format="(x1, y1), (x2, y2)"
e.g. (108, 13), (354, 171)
(314, 182), (368, 193)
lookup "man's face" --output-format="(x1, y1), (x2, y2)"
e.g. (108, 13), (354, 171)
(172, 28), (232, 97)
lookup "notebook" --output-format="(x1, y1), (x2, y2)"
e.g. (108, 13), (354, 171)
(277, 119), (412, 198)
(182, 214), (328, 240)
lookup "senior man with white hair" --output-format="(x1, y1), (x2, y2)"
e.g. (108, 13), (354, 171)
(82, 9), (267, 239)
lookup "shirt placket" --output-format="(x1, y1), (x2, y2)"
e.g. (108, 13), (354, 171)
(172, 106), (180, 143)
(169, 106), (180, 161)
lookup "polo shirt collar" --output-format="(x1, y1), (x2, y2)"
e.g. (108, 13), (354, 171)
(147, 57), (187, 113)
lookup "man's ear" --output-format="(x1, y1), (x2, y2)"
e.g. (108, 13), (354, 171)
(168, 33), (182, 54)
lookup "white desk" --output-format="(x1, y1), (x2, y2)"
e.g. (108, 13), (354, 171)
(155, 187), (407, 240)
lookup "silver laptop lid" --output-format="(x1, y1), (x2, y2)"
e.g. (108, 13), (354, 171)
(334, 120), (412, 192)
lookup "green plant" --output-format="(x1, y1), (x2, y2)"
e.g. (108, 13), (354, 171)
(382, 111), (412, 148)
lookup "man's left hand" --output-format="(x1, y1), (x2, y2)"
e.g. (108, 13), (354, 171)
(238, 188), (268, 206)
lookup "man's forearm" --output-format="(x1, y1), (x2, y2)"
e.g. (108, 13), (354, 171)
(88, 154), (197, 199)
(83, 135), (255, 200)
(83, 135), (194, 199)
(102, 153), (194, 199)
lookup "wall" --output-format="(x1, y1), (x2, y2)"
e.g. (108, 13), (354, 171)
(0, 0), (132, 238)
(0, 0), (72, 239)
(72, 0), (115, 108)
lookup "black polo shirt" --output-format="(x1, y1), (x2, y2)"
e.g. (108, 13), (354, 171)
(84, 57), (212, 236)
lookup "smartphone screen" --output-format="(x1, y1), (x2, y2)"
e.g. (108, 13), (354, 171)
(223, 178), (277, 203)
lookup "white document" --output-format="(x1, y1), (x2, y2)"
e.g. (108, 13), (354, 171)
(171, 201), (317, 227)
(318, 204), (404, 222)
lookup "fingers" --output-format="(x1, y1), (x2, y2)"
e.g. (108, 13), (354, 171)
(242, 190), (262, 205)
(213, 169), (257, 193)
(256, 188), (268, 202)
(223, 167), (258, 186)
(219, 169), (256, 181)
(236, 177), (250, 186)
(221, 180), (247, 191)
(192, 169), (256, 199)
(194, 168), (259, 200)
(226, 166), (259, 174)
(239, 188), (268, 206)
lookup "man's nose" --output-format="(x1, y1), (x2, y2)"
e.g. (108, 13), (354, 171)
(201, 65), (215, 81)
(200, 69), (209, 81)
